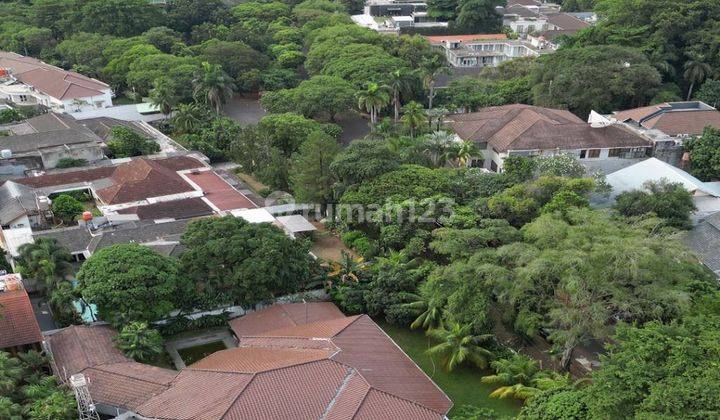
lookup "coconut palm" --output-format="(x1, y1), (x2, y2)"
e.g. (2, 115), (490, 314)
(403, 293), (444, 330)
(423, 131), (455, 167)
(401, 101), (425, 138)
(356, 82), (391, 131)
(114, 322), (164, 363)
(328, 250), (367, 283)
(0, 396), (21, 420)
(450, 140), (481, 167)
(15, 238), (72, 292)
(193, 61), (236, 114)
(426, 107), (449, 131)
(420, 55), (450, 109)
(0, 352), (23, 396)
(480, 354), (571, 401)
(172, 102), (205, 133)
(149, 77), (178, 118)
(684, 56), (712, 100)
(426, 322), (494, 371)
(386, 68), (413, 122)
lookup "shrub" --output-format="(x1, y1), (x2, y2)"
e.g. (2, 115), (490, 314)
(51, 195), (84, 224)
(115, 322), (164, 363)
(55, 158), (88, 169)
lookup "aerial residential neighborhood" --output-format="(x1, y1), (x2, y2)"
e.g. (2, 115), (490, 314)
(1, 0), (719, 419)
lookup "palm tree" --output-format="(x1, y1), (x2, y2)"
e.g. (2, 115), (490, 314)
(401, 101), (425, 138)
(328, 250), (367, 283)
(402, 293), (444, 330)
(420, 55), (450, 110)
(0, 352), (23, 396)
(173, 103), (205, 133)
(356, 82), (391, 131)
(684, 56), (712, 100)
(423, 131), (455, 168)
(451, 140), (481, 167)
(149, 77), (178, 118)
(15, 238), (72, 293)
(426, 107), (449, 131)
(481, 354), (571, 401)
(193, 61), (236, 114)
(0, 396), (21, 420)
(115, 322), (164, 363)
(386, 68), (412, 122)
(426, 322), (494, 371)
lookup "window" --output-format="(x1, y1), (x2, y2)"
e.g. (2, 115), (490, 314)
(579, 149), (587, 159)
(490, 160), (498, 172)
(18, 94), (27, 102)
(588, 149), (601, 158)
(608, 148), (627, 157)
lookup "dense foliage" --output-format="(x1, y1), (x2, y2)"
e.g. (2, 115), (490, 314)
(179, 216), (317, 308)
(77, 244), (183, 326)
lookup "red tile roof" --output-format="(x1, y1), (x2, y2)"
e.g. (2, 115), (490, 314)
(184, 170), (256, 211)
(46, 325), (177, 410)
(546, 12), (590, 31)
(0, 51), (109, 101)
(0, 288), (42, 349)
(96, 158), (195, 204)
(450, 104), (651, 152)
(48, 303), (451, 419)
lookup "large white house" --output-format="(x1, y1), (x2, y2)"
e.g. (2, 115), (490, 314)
(448, 104), (654, 172)
(0, 52), (113, 113)
(426, 34), (549, 68)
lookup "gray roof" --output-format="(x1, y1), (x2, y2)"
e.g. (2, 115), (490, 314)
(33, 226), (94, 254)
(78, 117), (146, 141)
(684, 213), (720, 275)
(0, 113), (101, 154)
(32, 219), (194, 255)
(0, 181), (38, 225)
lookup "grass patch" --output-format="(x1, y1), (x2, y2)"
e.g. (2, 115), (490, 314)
(177, 341), (227, 366)
(233, 170), (268, 194)
(378, 321), (522, 418)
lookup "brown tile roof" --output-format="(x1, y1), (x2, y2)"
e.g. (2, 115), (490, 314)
(49, 304), (450, 419)
(613, 103), (720, 136)
(331, 315), (452, 414)
(643, 110), (720, 135)
(0, 289), (42, 349)
(221, 359), (352, 420)
(189, 347), (333, 373)
(546, 12), (590, 31)
(117, 197), (214, 220)
(425, 34), (508, 43)
(0, 51), (109, 101)
(184, 170), (256, 211)
(96, 158), (196, 204)
(136, 370), (254, 420)
(46, 325), (177, 410)
(507, 0), (541, 6)
(229, 302), (346, 336)
(230, 303), (452, 416)
(449, 104), (651, 152)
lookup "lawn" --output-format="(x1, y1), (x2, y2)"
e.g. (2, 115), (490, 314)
(379, 321), (522, 418)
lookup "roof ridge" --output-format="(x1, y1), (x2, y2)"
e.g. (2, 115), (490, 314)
(90, 361), (178, 385)
(329, 314), (364, 338)
(218, 372), (258, 420)
(320, 367), (360, 420)
(367, 386), (447, 416)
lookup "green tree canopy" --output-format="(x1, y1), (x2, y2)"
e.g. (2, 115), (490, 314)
(613, 180), (696, 229)
(115, 322), (164, 363)
(179, 217), (314, 308)
(77, 244), (183, 325)
(532, 45), (662, 117)
(290, 130), (341, 207)
(685, 127), (720, 181)
(106, 126), (160, 158)
(51, 194), (84, 225)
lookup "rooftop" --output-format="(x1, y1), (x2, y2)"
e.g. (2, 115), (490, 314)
(449, 104), (652, 152)
(0, 51), (109, 101)
(47, 303), (452, 418)
(611, 101), (720, 136)
(0, 112), (102, 154)
(0, 274), (43, 349)
(684, 212), (720, 275)
(425, 34), (508, 43)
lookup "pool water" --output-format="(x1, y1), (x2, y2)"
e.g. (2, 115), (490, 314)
(177, 341), (227, 365)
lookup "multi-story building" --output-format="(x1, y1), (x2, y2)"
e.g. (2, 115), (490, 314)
(426, 34), (549, 68)
(352, 0), (448, 33)
(0, 51), (113, 113)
